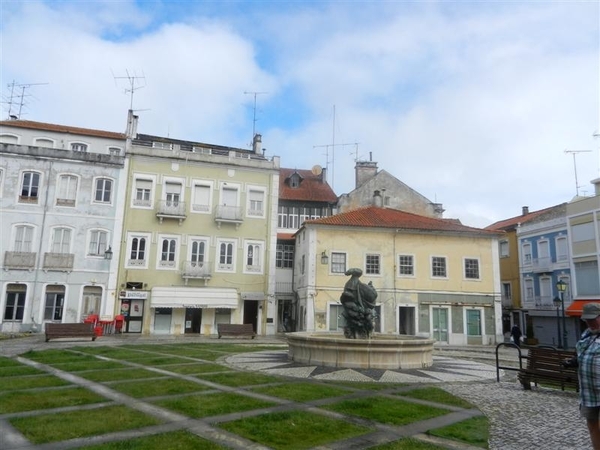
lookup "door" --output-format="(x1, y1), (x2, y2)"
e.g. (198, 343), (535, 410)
(432, 307), (449, 343)
(185, 308), (202, 334)
(121, 299), (145, 333)
(398, 306), (415, 335)
(243, 300), (258, 333)
(154, 308), (172, 334)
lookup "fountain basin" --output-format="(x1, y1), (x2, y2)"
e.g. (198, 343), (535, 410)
(287, 332), (435, 370)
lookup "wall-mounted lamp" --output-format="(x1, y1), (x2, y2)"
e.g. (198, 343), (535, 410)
(104, 246), (113, 260)
(321, 251), (329, 265)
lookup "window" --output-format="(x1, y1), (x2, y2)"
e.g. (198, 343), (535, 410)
(431, 256), (447, 277)
(94, 178), (112, 203)
(4, 284), (26, 321)
(159, 238), (177, 268)
(108, 147), (121, 156)
(522, 242), (532, 265)
(398, 255), (414, 276)
(134, 179), (153, 207)
(331, 252), (346, 274)
(301, 254), (305, 274)
(247, 189), (265, 217)
(71, 142), (88, 152)
(51, 228), (72, 253)
(165, 182), (181, 206)
(88, 230), (108, 256)
(215, 308), (231, 325)
(276, 244), (294, 268)
(152, 141), (172, 150)
(329, 304), (347, 331)
(278, 206), (288, 228)
(466, 309), (482, 336)
(572, 222), (595, 242)
(556, 236), (568, 262)
(218, 240), (235, 271)
(499, 240), (509, 258)
(299, 207), (310, 225)
(524, 278), (534, 303)
(289, 174), (301, 188)
(190, 239), (207, 265)
(464, 258), (480, 279)
(14, 225), (33, 252)
(219, 185), (240, 220)
(575, 260), (600, 296)
(365, 254), (380, 275)
(502, 283), (512, 301)
(20, 171), (40, 202)
(128, 235), (148, 267)
(245, 242), (263, 273)
(56, 175), (78, 206)
(82, 286), (102, 317)
(44, 285), (65, 321)
(192, 183), (211, 212)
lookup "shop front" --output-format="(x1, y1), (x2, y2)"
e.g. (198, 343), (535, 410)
(118, 290), (148, 333)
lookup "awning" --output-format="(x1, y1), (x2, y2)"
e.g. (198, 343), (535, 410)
(566, 300), (600, 317)
(150, 287), (238, 309)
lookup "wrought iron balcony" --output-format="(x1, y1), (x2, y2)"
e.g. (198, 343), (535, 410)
(214, 205), (243, 229)
(156, 200), (187, 224)
(531, 257), (553, 273)
(181, 261), (212, 285)
(4, 251), (36, 270)
(534, 295), (554, 309)
(43, 252), (74, 271)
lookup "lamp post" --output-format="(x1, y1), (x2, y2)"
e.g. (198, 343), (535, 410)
(556, 280), (568, 349)
(553, 296), (562, 349)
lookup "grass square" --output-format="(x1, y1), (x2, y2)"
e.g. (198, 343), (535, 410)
(153, 391), (276, 418)
(0, 356), (21, 367)
(51, 360), (128, 372)
(323, 396), (450, 426)
(23, 349), (99, 363)
(76, 346), (150, 360)
(160, 363), (226, 374)
(79, 430), (228, 449)
(125, 355), (193, 366)
(219, 410), (372, 450)
(195, 371), (282, 387)
(0, 365), (44, 377)
(395, 387), (474, 408)
(108, 378), (210, 398)
(0, 374), (70, 391)
(428, 415), (489, 448)
(0, 387), (106, 414)
(251, 382), (352, 402)
(77, 368), (162, 382)
(370, 437), (450, 449)
(9, 405), (163, 444)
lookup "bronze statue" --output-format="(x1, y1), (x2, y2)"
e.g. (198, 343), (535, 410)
(339, 268), (378, 339)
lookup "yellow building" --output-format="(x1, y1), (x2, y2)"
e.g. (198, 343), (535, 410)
(294, 205), (503, 345)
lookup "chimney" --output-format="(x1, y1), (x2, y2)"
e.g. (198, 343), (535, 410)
(355, 160), (378, 188)
(592, 178), (600, 196)
(373, 190), (383, 207)
(522, 206), (529, 215)
(125, 110), (138, 139)
(321, 167), (327, 183)
(252, 133), (262, 154)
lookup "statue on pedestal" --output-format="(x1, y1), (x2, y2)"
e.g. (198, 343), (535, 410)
(340, 268), (378, 339)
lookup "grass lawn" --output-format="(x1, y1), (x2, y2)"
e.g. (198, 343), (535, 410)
(75, 346), (152, 360)
(0, 386), (106, 413)
(107, 378), (211, 398)
(195, 371), (283, 387)
(22, 349), (99, 363)
(80, 430), (229, 450)
(219, 410), (372, 450)
(395, 386), (474, 408)
(9, 405), (163, 444)
(428, 415), (489, 449)
(0, 356), (21, 366)
(77, 367), (163, 382)
(0, 365), (44, 377)
(370, 437), (450, 449)
(159, 362), (226, 374)
(0, 374), (71, 391)
(50, 360), (128, 372)
(153, 391), (276, 418)
(251, 381), (352, 402)
(323, 396), (450, 426)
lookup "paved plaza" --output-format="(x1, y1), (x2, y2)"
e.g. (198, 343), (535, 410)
(0, 334), (590, 450)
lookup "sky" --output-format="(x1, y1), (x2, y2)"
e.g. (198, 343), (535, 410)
(2, 0), (599, 228)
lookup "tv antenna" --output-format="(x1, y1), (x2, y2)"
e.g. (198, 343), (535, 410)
(565, 149), (592, 196)
(244, 91), (267, 144)
(3, 80), (48, 119)
(113, 70), (146, 110)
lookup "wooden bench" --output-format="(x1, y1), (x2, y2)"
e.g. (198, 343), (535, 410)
(518, 347), (578, 391)
(217, 323), (256, 339)
(45, 323), (97, 342)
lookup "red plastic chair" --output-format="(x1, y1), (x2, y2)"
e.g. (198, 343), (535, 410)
(114, 315), (124, 333)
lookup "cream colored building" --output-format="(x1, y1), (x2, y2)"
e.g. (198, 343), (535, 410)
(294, 204), (503, 345)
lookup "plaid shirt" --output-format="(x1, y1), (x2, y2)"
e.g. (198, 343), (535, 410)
(576, 330), (600, 407)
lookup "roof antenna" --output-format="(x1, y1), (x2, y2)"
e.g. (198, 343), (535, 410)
(113, 69), (146, 110)
(565, 149), (592, 196)
(3, 80), (48, 119)
(244, 91), (267, 146)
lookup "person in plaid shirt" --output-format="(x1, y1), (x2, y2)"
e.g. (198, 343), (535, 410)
(564, 303), (600, 449)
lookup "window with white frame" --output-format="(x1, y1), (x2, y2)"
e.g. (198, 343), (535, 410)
(44, 285), (65, 321)
(247, 188), (265, 217)
(191, 182), (211, 212)
(572, 222), (595, 242)
(34, 138), (55, 148)
(244, 241), (264, 273)
(88, 230), (108, 256)
(70, 142), (88, 152)
(164, 182), (182, 207)
(365, 254), (380, 275)
(524, 278), (534, 303)
(464, 258), (480, 279)
(108, 147), (121, 156)
(94, 178), (112, 204)
(20, 171), (40, 202)
(82, 286), (102, 317)
(128, 234), (150, 268)
(219, 185), (240, 220)
(278, 206), (288, 228)
(398, 255), (414, 276)
(14, 225), (34, 252)
(575, 260), (600, 296)
(522, 242), (532, 265)
(299, 207), (310, 225)
(431, 256), (447, 278)
(56, 174), (78, 206)
(499, 240), (509, 258)
(556, 236), (568, 262)
(51, 227), (72, 253)
(159, 237), (177, 268)
(133, 178), (153, 207)
(217, 239), (236, 271)
(276, 243), (294, 268)
(4, 284), (26, 321)
(331, 252), (346, 274)
(466, 309), (482, 336)
(190, 238), (208, 265)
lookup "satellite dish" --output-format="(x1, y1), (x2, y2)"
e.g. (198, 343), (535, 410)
(311, 165), (323, 175)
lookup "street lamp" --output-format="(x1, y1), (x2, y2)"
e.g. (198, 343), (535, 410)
(553, 296), (563, 348)
(556, 280), (568, 349)
(104, 246), (113, 260)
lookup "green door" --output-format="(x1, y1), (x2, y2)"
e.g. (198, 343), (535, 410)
(432, 308), (449, 343)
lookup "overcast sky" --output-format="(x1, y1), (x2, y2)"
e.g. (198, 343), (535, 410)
(2, 1), (599, 227)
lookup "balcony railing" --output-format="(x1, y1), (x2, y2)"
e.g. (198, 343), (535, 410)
(4, 251), (36, 270)
(181, 261), (212, 285)
(534, 295), (554, 309)
(501, 295), (513, 308)
(276, 282), (293, 294)
(214, 205), (243, 228)
(43, 253), (74, 271)
(156, 200), (187, 224)
(531, 257), (552, 273)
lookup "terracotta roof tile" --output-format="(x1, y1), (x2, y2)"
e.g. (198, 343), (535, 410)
(485, 203), (566, 231)
(304, 206), (500, 236)
(279, 168), (338, 202)
(0, 120), (125, 140)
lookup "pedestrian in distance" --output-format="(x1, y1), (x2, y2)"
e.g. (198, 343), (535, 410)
(510, 324), (522, 348)
(562, 303), (600, 450)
